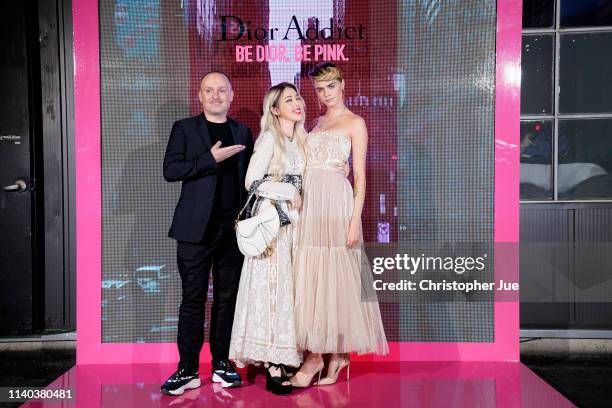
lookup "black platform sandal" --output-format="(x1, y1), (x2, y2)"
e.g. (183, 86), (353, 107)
(265, 363), (292, 395)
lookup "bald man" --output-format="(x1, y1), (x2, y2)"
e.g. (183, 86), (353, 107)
(161, 71), (253, 395)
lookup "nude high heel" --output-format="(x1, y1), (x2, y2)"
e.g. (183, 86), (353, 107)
(315, 357), (350, 386)
(290, 360), (324, 388)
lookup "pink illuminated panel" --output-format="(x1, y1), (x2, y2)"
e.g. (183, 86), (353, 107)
(75, 0), (521, 364)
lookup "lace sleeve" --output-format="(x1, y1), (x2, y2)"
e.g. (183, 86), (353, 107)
(245, 131), (274, 190)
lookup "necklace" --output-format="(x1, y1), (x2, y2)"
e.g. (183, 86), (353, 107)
(281, 131), (294, 142)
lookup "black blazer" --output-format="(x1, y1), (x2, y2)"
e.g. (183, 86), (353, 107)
(163, 113), (254, 243)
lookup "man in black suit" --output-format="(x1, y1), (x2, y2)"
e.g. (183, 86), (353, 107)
(160, 72), (254, 396)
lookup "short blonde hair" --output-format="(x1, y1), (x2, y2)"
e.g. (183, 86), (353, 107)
(308, 62), (343, 82)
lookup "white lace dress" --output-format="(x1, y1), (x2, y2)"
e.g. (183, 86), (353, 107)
(229, 130), (305, 367)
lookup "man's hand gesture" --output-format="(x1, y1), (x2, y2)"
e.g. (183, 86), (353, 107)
(210, 141), (245, 162)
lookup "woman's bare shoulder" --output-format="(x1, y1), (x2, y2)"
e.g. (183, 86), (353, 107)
(343, 112), (366, 135)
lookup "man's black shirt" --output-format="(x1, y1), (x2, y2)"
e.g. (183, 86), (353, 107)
(206, 119), (239, 219)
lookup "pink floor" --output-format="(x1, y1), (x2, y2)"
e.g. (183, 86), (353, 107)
(22, 362), (574, 407)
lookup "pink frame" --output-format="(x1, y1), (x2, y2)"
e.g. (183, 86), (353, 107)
(75, 0), (521, 364)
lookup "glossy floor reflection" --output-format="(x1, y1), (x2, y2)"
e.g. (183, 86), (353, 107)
(22, 361), (575, 407)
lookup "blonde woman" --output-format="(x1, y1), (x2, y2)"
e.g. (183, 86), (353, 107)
(291, 63), (389, 388)
(229, 82), (306, 395)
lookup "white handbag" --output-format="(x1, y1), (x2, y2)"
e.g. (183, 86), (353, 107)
(235, 198), (280, 257)
(235, 179), (300, 257)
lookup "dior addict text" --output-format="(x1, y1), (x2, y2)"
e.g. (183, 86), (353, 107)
(220, 15), (365, 41)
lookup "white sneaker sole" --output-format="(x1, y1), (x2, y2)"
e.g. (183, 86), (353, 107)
(211, 373), (241, 388)
(167, 378), (201, 395)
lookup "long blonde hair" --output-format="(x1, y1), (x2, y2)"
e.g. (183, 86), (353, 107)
(256, 82), (307, 179)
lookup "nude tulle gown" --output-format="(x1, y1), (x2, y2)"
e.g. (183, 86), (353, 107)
(292, 129), (389, 355)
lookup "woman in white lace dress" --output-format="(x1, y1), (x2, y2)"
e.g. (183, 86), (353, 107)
(229, 83), (306, 395)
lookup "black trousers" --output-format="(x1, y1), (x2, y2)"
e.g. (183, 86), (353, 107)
(176, 217), (243, 373)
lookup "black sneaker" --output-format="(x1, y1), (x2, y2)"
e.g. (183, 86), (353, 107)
(211, 359), (243, 388)
(160, 368), (201, 396)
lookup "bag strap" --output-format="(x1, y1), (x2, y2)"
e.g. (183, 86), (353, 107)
(235, 192), (257, 226)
